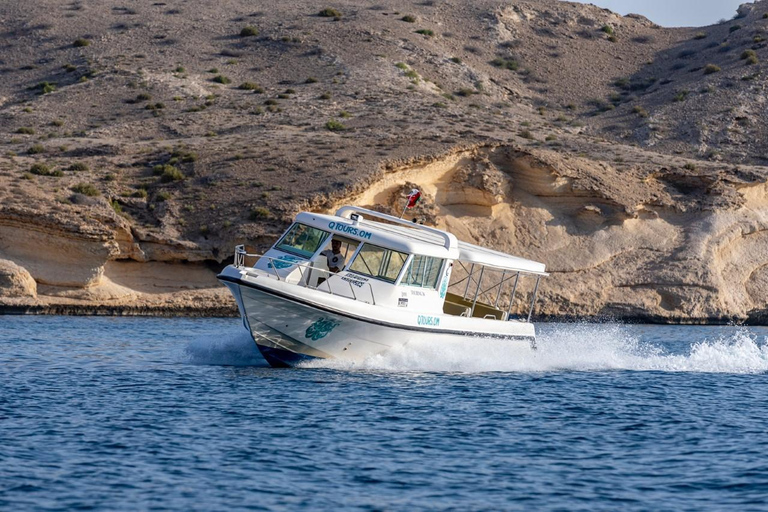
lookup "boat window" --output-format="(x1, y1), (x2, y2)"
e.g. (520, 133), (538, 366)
(402, 255), (443, 289)
(275, 223), (330, 258)
(348, 243), (408, 283)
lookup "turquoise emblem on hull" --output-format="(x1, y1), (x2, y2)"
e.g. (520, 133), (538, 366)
(305, 317), (341, 341)
(268, 255), (303, 270)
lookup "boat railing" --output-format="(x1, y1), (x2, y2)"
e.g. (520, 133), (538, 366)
(233, 245), (376, 305)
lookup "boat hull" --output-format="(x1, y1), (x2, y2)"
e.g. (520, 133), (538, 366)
(220, 275), (535, 368)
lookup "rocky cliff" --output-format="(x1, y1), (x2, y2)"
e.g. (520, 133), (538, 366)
(1, 0), (767, 322)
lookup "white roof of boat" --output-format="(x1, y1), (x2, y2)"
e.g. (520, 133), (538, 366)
(300, 206), (547, 275)
(364, 221), (546, 274)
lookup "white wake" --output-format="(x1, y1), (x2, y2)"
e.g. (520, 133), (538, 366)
(302, 323), (768, 374)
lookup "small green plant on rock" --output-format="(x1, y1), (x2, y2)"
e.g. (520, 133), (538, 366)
(250, 207), (271, 219)
(69, 162), (89, 172)
(490, 57), (518, 71)
(318, 8), (341, 18)
(325, 119), (346, 131)
(239, 82), (264, 92)
(71, 183), (100, 196)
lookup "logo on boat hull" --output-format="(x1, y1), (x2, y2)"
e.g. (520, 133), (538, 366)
(268, 255), (304, 270)
(305, 317), (341, 341)
(417, 315), (440, 327)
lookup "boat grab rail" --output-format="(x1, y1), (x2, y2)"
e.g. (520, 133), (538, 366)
(233, 245), (376, 305)
(335, 205), (456, 251)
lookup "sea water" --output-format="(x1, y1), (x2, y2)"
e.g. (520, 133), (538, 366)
(2, 317), (768, 511)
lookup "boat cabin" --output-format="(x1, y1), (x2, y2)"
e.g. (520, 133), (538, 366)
(241, 206), (547, 322)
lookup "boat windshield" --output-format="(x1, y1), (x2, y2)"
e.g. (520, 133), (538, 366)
(275, 223), (330, 258)
(402, 255), (443, 289)
(348, 243), (408, 283)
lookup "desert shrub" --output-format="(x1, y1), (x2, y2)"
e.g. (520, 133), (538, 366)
(27, 144), (45, 154)
(239, 82), (264, 92)
(415, 29), (434, 37)
(37, 82), (56, 94)
(633, 105), (649, 118)
(69, 162), (89, 172)
(490, 57), (518, 71)
(305, 76), (318, 83)
(132, 188), (148, 198)
(403, 69), (418, 80)
(63, 63), (77, 72)
(137, 93), (152, 101)
(212, 75), (231, 84)
(395, 62), (408, 70)
(318, 8), (341, 17)
(704, 64), (721, 74)
(684, 162), (697, 170)
(325, 119), (346, 131)
(678, 49), (697, 59)
(455, 88), (475, 97)
(160, 166), (184, 182)
(29, 163), (51, 175)
(240, 26), (259, 37)
(693, 32), (707, 40)
(319, 92), (332, 100)
(208, 68), (219, 73)
(432, 102), (447, 108)
(71, 183), (99, 196)
(519, 130), (534, 139)
(450, 57), (462, 64)
(601, 25), (614, 35)
(730, 25), (741, 33)
(746, 54), (759, 65)
(110, 200), (123, 214)
(156, 191), (171, 202)
(764, 13), (768, 19)
(284, 88), (296, 94)
(174, 66), (185, 73)
(339, 110), (351, 118)
(16, 127), (34, 134)
(250, 207), (271, 219)
(51, 119), (65, 127)
(673, 90), (690, 102)
(73, 38), (90, 47)
(401, 15), (416, 23)
(264, 99), (278, 105)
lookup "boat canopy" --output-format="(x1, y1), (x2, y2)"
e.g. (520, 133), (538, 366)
(332, 206), (547, 276)
(456, 241), (546, 274)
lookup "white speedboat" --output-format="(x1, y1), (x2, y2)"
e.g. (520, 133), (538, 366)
(217, 206), (548, 367)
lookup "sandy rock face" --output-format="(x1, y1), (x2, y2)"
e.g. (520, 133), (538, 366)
(0, 259), (37, 298)
(337, 144), (768, 323)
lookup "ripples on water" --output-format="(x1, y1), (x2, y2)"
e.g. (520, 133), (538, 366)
(2, 317), (768, 510)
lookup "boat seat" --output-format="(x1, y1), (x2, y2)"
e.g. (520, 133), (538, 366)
(443, 301), (471, 317)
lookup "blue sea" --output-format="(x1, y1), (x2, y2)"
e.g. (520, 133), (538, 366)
(2, 317), (768, 511)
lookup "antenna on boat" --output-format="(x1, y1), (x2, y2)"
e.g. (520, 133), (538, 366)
(400, 189), (421, 219)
